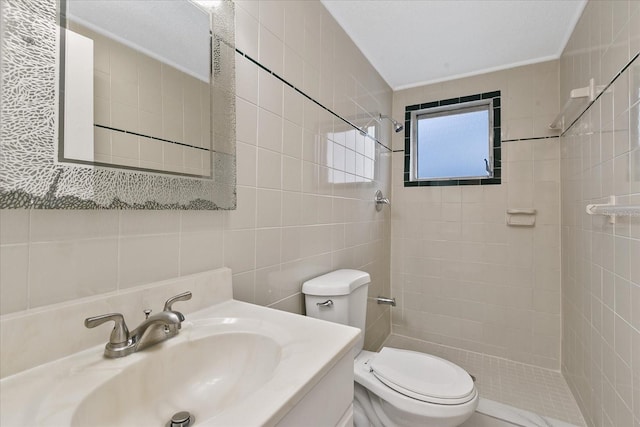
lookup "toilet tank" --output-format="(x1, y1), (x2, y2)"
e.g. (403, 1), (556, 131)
(302, 270), (370, 354)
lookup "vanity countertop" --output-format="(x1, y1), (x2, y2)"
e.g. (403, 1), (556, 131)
(1, 298), (360, 426)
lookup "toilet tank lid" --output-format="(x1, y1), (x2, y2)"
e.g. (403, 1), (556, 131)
(302, 269), (371, 296)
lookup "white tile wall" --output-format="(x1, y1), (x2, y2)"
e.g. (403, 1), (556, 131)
(0, 0), (392, 352)
(559, 2), (640, 426)
(390, 61), (563, 369)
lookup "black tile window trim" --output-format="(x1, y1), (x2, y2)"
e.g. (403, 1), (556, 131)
(403, 91), (501, 187)
(460, 94), (481, 103)
(420, 101), (439, 109)
(235, 48), (392, 153)
(482, 91), (501, 99)
(440, 97), (460, 106)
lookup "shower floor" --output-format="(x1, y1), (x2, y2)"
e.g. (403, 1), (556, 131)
(383, 334), (586, 426)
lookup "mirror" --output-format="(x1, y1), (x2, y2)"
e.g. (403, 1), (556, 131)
(0, 0), (236, 210)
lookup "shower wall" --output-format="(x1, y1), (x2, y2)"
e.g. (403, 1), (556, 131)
(559, 1), (639, 426)
(390, 61), (562, 369)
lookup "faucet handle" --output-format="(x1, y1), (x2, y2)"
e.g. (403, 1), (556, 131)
(163, 291), (192, 312)
(84, 313), (130, 345)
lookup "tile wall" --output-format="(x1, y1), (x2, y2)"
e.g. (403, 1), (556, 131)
(391, 61), (563, 369)
(68, 22), (212, 175)
(559, 1), (640, 426)
(0, 0), (392, 351)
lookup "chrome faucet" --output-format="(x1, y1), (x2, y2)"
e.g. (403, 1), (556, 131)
(85, 291), (192, 358)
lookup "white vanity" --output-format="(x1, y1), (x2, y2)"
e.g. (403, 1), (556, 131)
(0, 268), (359, 426)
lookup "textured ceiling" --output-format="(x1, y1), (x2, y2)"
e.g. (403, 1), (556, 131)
(321, 0), (587, 90)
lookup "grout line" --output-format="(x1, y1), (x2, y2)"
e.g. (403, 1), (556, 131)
(26, 210), (32, 309)
(116, 211), (122, 292)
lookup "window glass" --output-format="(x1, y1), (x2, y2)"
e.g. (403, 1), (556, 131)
(416, 106), (490, 180)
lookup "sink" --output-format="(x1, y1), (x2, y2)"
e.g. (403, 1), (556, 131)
(2, 299), (360, 426)
(71, 325), (281, 426)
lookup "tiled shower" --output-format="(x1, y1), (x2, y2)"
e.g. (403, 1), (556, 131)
(560, 2), (639, 425)
(390, 60), (563, 370)
(0, 1), (638, 426)
(388, 1), (639, 425)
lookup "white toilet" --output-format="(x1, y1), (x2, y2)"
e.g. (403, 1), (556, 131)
(302, 269), (478, 427)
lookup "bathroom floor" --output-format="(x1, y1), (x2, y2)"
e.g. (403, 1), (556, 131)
(384, 335), (586, 426)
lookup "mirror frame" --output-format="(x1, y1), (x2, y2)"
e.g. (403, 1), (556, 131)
(0, 0), (236, 210)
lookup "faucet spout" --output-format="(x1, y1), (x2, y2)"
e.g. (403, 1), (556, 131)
(131, 311), (183, 352)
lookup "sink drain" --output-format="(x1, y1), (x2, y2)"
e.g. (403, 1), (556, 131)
(167, 411), (195, 427)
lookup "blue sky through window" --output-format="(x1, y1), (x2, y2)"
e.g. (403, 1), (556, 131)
(417, 109), (490, 179)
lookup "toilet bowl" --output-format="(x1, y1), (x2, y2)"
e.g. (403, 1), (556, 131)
(302, 269), (478, 427)
(354, 349), (478, 427)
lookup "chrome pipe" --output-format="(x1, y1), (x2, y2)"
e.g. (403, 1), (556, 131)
(379, 114), (404, 133)
(375, 296), (396, 306)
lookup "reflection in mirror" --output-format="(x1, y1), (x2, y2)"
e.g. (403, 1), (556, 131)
(60, 0), (213, 177)
(326, 126), (376, 184)
(0, 0), (236, 209)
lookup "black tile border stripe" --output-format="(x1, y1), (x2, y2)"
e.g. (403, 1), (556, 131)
(403, 91), (501, 187)
(502, 135), (560, 142)
(94, 124), (213, 152)
(235, 48), (392, 153)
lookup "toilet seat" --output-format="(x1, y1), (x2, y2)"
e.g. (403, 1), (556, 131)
(369, 348), (475, 405)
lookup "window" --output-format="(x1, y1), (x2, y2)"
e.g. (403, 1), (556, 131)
(404, 91), (501, 187)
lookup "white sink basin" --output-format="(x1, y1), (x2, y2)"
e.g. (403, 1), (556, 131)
(72, 323), (281, 426)
(1, 300), (359, 426)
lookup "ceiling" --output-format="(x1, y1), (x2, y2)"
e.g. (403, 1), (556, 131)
(321, 0), (587, 91)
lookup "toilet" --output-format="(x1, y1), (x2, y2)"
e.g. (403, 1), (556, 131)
(302, 269), (478, 427)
